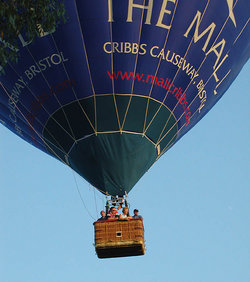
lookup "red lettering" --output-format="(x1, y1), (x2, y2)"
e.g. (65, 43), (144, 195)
(106, 70), (192, 126)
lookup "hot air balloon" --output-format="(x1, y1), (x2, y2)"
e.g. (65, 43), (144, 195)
(0, 0), (249, 258)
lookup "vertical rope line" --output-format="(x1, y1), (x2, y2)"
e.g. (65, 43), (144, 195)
(67, 161), (111, 196)
(157, 0), (241, 142)
(72, 0), (98, 133)
(25, 47), (78, 141)
(109, 4), (122, 131)
(71, 171), (96, 220)
(0, 80), (67, 153)
(233, 18), (249, 45)
(143, 0), (211, 137)
(50, 34), (96, 134)
(214, 69), (231, 94)
(121, 0), (146, 130)
(93, 186), (99, 219)
(180, 0), (240, 91)
(1, 81), (70, 163)
(158, 105), (204, 159)
(143, 0), (179, 133)
(156, 0), (247, 145)
(7, 62), (76, 142)
(157, 33), (238, 147)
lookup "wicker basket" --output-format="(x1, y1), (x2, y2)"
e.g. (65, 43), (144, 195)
(94, 219), (145, 258)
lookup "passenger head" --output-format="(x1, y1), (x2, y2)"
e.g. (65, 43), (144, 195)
(110, 207), (116, 214)
(134, 209), (139, 215)
(100, 210), (105, 217)
(122, 207), (129, 215)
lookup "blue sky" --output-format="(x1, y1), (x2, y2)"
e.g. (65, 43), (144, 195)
(0, 61), (249, 282)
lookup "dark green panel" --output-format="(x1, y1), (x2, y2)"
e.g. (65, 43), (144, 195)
(115, 95), (131, 126)
(146, 105), (173, 143)
(43, 112), (75, 153)
(79, 96), (96, 130)
(158, 114), (178, 152)
(68, 133), (157, 196)
(144, 98), (162, 130)
(43, 99), (96, 153)
(122, 96), (147, 133)
(63, 101), (95, 139)
(43, 137), (67, 163)
(96, 95), (120, 132)
(42, 95), (178, 195)
(51, 108), (74, 138)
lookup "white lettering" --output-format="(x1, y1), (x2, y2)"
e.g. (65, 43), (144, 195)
(206, 39), (226, 69)
(127, 0), (153, 25)
(150, 46), (159, 57)
(51, 54), (62, 65)
(212, 54), (229, 82)
(184, 10), (216, 52)
(156, 0), (176, 29)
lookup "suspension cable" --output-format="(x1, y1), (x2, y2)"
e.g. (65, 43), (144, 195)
(71, 170), (96, 221)
(93, 185), (99, 219)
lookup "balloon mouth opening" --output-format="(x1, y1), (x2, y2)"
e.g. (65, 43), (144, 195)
(42, 94), (178, 195)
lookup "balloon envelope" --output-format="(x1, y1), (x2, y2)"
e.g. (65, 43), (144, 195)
(0, 0), (249, 196)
